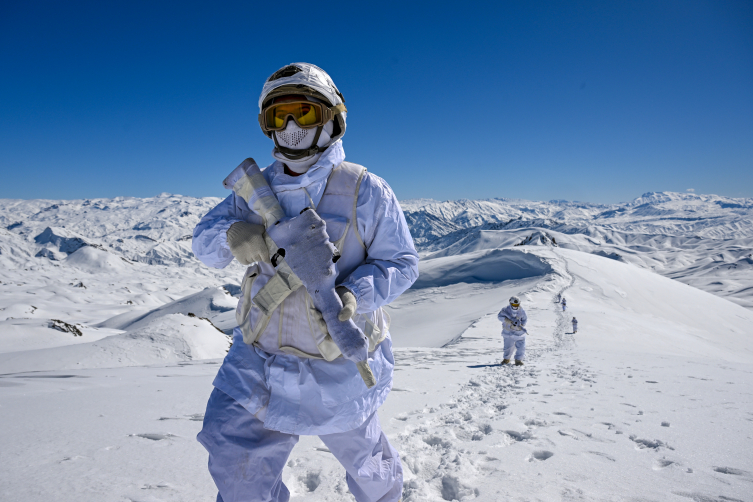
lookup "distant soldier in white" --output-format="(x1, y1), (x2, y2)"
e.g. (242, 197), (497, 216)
(572, 316), (578, 333)
(192, 63), (418, 502)
(498, 296), (528, 366)
(561, 296), (567, 311)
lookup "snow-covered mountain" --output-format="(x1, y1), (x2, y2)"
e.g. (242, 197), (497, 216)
(0, 190), (751, 356)
(1, 191), (752, 501)
(403, 192), (753, 310)
(403, 191), (753, 244)
(7, 190), (749, 311)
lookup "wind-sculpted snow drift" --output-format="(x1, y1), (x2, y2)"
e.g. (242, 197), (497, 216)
(412, 248), (552, 289)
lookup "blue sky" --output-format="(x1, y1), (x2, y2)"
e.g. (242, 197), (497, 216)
(1, 0), (751, 204)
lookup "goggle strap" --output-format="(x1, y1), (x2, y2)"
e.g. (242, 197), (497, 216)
(329, 103), (347, 115)
(315, 103), (346, 125)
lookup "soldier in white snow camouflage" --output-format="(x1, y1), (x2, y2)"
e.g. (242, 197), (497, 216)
(498, 296), (528, 366)
(192, 63), (418, 502)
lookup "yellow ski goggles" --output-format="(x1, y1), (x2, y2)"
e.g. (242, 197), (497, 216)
(259, 100), (347, 132)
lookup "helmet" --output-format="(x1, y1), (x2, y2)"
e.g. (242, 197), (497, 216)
(509, 296), (520, 308)
(258, 63), (347, 160)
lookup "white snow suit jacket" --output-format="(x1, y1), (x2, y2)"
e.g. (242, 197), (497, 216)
(191, 141), (420, 434)
(498, 305), (528, 336)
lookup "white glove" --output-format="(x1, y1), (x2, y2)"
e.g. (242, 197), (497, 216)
(226, 222), (270, 265)
(336, 286), (357, 321)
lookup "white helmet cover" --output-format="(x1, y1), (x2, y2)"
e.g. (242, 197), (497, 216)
(258, 63), (347, 154)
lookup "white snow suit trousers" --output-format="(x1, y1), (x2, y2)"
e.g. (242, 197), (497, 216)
(197, 388), (403, 502)
(503, 334), (526, 361)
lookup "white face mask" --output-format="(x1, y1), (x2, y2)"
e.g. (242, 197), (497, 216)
(273, 120), (334, 173)
(275, 120), (316, 149)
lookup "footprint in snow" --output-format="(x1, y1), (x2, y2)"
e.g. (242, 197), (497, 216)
(300, 471), (321, 492)
(526, 450), (554, 462)
(504, 430), (531, 442)
(524, 418), (547, 427)
(60, 455), (87, 463)
(142, 483), (172, 489)
(471, 424), (494, 441)
(423, 435), (453, 449)
(713, 466), (749, 476)
(587, 451), (616, 462)
(558, 430), (579, 440)
(652, 458), (676, 470)
(131, 433), (175, 441)
(441, 475), (478, 501)
(629, 435), (673, 450)
(158, 413), (203, 421)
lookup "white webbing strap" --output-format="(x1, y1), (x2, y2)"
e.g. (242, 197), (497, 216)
(303, 187), (316, 209)
(253, 261), (303, 317)
(352, 167), (367, 250)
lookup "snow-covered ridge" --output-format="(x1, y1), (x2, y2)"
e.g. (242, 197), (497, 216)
(3, 189), (750, 264)
(0, 194), (223, 268)
(2, 190), (752, 312)
(403, 191), (753, 246)
(401, 191), (753, 310)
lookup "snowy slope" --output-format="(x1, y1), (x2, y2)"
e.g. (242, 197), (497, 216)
(1, 191), (752, 501)
(1, 246), (751, 501)
(0, 195), (243, 370)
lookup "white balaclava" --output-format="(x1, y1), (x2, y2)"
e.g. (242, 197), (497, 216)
(271, 96), (334, 174)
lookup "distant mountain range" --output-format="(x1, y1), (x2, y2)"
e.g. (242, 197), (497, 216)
(1, 191), (752, 310)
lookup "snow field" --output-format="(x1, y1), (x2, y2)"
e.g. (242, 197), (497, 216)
(0, 362), (220, 501)
(1, 191), (753, 501)
(269, 250), (753, 501)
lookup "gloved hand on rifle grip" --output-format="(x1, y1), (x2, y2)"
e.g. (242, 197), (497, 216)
(336, 286), (357, 321)
(227, 222), (271, 265)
